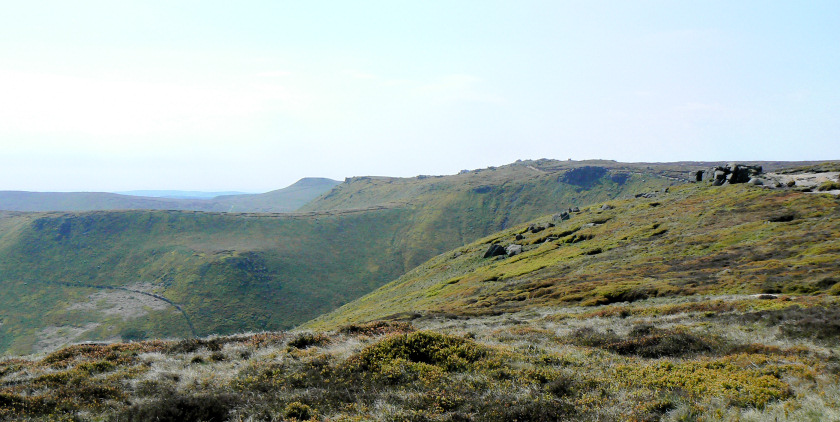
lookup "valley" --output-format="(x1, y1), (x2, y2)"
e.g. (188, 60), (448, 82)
(1, 159), (839, 421)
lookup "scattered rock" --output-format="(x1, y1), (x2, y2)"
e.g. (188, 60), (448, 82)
(483, 244), (506, 258)
(551, 211), (572, 221)
(529, 224), (545, 234)
(554, 212), (570, 222)
(505, 244), (522, 257)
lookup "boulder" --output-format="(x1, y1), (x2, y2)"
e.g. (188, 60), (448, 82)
(505, 244), (523, 257)
(483, 244), (506, 258)
(529, 224), (545, 234)
(515, 234), (524, 241)
(600, 204), (614, 210)
(712, 169), (727, 186)
(553, 212), (570, 222)
(709, 164), (763, 186)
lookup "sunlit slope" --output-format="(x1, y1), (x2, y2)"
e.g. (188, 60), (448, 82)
(308, 184), (840, 328)
(303, 159), (684, 212)
(303, 160), (676, 267)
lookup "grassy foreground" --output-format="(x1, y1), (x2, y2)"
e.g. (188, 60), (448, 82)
(1, 300), (838, 421)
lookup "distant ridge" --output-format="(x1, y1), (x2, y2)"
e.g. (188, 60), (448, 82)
(0, 177), (340, 213)
(115, 190), (253, 199)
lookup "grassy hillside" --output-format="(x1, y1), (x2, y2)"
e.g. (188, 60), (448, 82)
(0, 177), (340, 213)
(2, 173), (840, 420)
(0, 207), (421, 355)
(0, 161), (678, 355)
(308, 182), (840, 326)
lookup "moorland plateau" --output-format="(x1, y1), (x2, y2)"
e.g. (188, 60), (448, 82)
(1, 159), (839, 421)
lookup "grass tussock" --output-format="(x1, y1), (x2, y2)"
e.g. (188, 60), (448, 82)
(3, 294), (839, 421)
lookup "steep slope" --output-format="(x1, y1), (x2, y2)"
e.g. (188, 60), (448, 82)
(302, 159), (678, 267)
(308, 183), (840, 327)
(0, 207), (411, 354)
(0, 161), (677, 354)
(0, 177), (340, 213)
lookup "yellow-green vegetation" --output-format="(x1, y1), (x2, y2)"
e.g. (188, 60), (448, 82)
(2, 300), (839, 421)
(0, 160), (678, 354)
(2, 161), (840, 420)
(308, 183), (840, 327)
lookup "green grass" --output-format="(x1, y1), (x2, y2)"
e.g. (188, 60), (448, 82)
(0, 161), (677, 355)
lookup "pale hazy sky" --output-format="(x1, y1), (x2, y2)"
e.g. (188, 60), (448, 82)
(1, 1), (838, 192)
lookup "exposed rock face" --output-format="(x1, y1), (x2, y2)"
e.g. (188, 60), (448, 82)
(505, 244), (522, 257)
(483, 244), (506, 258)
(561, 166), (608, 187)
(707, 163), (763, 186)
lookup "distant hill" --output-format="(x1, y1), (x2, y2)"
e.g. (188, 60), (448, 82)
(0, 177), (340, 213)
(115, 190), (252, 199)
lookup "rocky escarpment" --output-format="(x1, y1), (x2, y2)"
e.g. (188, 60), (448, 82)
(689, 163), (840, 193)
(688, 163), (763, 186)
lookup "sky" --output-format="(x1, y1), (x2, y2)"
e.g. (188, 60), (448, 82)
(1, 1), (838, 192)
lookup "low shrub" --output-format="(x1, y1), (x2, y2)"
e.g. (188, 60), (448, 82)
(118, 392), (239, 422)
(817, 180), (840, 191)
(348, 331), (489, 373)
(338, 320), (413, 336)
(288, 332), (330, 349)
(734, 306), (840, 343)
(571, 326), (724, 358)
(284, 401), (317, 421)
